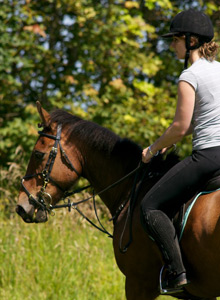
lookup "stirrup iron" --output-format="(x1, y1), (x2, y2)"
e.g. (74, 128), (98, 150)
(159, 265), (184, 295)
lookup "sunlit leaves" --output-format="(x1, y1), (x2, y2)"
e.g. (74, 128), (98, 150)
(206, 2), (219, 14)
(133, 80), (157, 96)
(145, 0), (172, 10)
(1, 0), (219, 172)
(125, 1), (140, 9)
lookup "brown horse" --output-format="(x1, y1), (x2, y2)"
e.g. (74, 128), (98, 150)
(17, 102), (220, 300)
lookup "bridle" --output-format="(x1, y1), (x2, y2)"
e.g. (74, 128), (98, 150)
(21, 122), (145, 242)
(21, 123), (81, 212)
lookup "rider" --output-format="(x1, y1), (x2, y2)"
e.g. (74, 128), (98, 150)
(141, 9), (220, 292)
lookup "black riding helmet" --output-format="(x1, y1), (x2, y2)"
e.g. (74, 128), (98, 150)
(162, 9), (214, 69)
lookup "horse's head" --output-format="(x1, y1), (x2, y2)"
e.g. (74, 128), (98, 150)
(16, 102), (82, 223)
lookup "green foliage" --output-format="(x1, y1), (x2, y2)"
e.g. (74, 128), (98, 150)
(0, 146), (25, 216)
(1, 0), (220, 211)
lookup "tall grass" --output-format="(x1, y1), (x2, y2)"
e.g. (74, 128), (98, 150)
(0, 210), (125, 300)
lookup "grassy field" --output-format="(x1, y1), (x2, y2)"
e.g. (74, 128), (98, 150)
(0, 208), (200, 300)
(1, 209), (125, 300)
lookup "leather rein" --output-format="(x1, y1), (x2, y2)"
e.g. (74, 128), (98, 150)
(21, 123), (143, 240)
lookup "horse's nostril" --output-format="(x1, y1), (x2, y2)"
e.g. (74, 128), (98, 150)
(16, 205), (33, 223)
(16, 205), (25, 216)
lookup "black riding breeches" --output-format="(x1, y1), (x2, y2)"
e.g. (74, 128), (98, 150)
(140, 146), (220, 273)
(141, 146), (220, 213)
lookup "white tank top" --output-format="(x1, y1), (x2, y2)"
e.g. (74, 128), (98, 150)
(179, 58), (220, 150)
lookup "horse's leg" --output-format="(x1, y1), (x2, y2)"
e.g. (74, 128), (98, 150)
(125, 276), (159, 300)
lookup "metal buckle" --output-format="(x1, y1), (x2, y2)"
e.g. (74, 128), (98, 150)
(40, 191), (52, 205)
(51, 147), (58, 154)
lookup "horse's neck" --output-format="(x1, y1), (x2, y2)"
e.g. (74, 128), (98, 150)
(83, 152), (131, 215)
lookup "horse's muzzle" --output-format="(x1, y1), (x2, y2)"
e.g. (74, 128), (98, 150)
(16, 204), (48, 223)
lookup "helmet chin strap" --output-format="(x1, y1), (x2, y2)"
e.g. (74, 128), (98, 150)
(184, 49), (190, 69)
(184, 33), (193, 69)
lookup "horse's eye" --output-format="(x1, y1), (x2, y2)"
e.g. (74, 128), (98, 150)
(34, 150), (45, 160)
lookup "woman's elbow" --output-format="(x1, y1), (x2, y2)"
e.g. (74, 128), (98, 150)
(171, 122), (188, 140)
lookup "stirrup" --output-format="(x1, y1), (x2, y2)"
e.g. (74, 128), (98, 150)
(159, 265), (185, 295)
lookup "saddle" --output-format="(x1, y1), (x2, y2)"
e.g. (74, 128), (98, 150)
(203, 168), (220, 191)
(174, 169), (220, 239)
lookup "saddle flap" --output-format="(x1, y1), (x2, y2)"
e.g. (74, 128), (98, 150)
(203, 169), (220, 191)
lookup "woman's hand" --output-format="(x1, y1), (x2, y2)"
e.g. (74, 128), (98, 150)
(142, 145), (172, 164)
(142, 147), (153, 164)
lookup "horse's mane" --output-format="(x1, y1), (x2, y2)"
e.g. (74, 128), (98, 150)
(50, 109), (141, 162)
(50, 109), (180, 174)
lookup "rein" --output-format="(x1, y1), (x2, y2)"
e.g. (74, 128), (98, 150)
(21, 123), (144, 241)
(50, 163), (143, 239)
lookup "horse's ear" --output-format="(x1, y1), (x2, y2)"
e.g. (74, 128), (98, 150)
(36, 101), (51, 128)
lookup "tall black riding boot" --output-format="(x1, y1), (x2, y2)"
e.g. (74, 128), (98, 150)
(141, 209), (188, 291)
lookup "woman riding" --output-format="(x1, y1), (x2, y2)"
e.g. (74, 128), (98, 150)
(141, 9), (220, 293)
